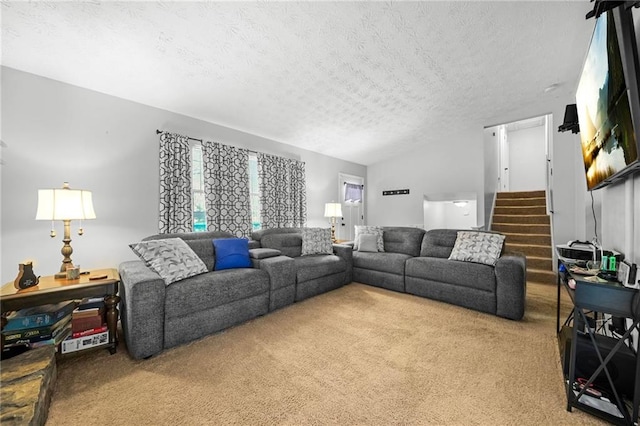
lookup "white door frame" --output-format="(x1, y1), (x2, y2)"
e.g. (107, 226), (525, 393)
(499, 125), (510, 192)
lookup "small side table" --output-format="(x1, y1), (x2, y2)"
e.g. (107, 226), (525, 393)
(1, 268), (120, 354)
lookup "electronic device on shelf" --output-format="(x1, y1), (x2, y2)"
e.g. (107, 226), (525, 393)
(557, 241), (624, 271)
(618, 261), (639, 289)
(556, 241), (599, 263)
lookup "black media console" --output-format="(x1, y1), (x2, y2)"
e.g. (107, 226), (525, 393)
(557, 258), (640, 425)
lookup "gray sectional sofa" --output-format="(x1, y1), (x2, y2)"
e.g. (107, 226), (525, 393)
(118, 227), (526, 360)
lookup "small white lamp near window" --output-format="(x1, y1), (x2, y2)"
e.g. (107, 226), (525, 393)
(324, 202), (343, 243)
(36, 182), (96, 278)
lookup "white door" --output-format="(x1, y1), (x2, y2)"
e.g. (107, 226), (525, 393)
(337, 173), (365, 241)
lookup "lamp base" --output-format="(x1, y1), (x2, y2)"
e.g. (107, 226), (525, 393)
(54, 271), (67, 280)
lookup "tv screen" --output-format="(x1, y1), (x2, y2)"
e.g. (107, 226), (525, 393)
(576, 8), (640, 190)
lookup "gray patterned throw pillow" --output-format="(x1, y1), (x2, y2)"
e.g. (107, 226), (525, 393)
(354, 225), (384, 252)
(130, 238), (208, 285)
(301, 227), (333, 256)
(448, 231), (505, 266)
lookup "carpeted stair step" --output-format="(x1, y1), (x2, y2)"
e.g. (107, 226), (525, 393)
(495, 197), (546, 207)
(501, 232), (551, 245)
(504, 242), (552, 258)
(492, 223), (550, 235)
(527, 256), (553, 270)
(493, 214), (550, 225)
(494, 205), (547, 215)
(527, 268), (556, 285)
(496, 190), (545, 199)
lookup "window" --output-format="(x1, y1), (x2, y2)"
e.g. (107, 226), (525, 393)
(192, 144), (207, 232)
(191, 145), (261, 232)
(344, 182), (364, 203)
(248, 153), (261, 231)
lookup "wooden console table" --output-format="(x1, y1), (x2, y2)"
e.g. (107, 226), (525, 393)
(1, 268), (120, 355)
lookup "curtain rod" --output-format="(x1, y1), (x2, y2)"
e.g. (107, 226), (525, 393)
(156, 129), (203, 143)
(156, 129), (258, 154)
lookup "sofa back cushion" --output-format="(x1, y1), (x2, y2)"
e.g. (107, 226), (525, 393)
(251, 228), (303, 258)
(382, 227), (426, 257)
(420, 229), (459, 258)
(420, 229), (506, 259)
(143, 231), (235, 271)
(262, 233), (303, 258)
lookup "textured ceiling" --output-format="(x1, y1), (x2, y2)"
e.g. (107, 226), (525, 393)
(1, 1), (594, 165)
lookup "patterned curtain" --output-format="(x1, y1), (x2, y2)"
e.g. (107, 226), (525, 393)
(202, 141), (252, 237)
(159, 132), (193, 233)
(258, 153), (307, 228)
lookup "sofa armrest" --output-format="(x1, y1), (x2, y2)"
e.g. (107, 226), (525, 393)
(118, 260), (167, 359)
(494, 254), (527, 320)
(252, 255), (296, 311)
(333, 244), (353, 284)
(249, 248), (282, 259)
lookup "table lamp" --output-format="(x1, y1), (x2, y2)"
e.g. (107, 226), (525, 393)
(324, 202), (343, 243)
(36, 182), (96, 278)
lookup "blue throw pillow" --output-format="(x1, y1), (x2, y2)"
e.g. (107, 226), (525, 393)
(213, 238), (252, 270)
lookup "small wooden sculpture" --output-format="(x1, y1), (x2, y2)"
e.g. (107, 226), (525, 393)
(14, 262), (40, 290)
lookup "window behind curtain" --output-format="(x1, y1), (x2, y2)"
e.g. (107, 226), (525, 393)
(192, 144), (207, 232)
(248, 153), (261, 231)
(191, 145), (260, 233)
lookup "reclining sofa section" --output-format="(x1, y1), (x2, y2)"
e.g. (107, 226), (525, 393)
(353, 227), (526, 321)
(119, 231), (295, 360)
(251, 228), (352, 302)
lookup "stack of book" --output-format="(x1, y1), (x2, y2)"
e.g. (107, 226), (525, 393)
(1, 301), (75, 354)
(61, 297), (109, 354)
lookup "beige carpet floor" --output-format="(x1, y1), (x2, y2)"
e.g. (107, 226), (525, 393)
(47, 282), (607, 425)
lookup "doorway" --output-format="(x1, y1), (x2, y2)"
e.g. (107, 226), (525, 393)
(484, 114), (552, 229)
(337, 173), (365, 241)
(498, 115), (549, 192)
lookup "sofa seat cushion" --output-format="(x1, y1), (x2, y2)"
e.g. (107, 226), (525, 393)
(353, 252), (412, 275)
(294, 254), (346, 283)
(165, 269), (269, 319)
(405, 257), (496, 292)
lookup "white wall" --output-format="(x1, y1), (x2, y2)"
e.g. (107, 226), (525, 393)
(423, 199), (477, 231)
(601, 173), (639, 266)
(507, 125), (546, 191)
(0, 67), (366, 284)
(367, 128), (484, 228)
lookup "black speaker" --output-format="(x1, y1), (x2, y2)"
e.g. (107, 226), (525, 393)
(560, 326), (636, 399)
(558, 104), (580, 134)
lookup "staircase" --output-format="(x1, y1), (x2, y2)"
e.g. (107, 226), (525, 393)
(491, 190), (555, 285)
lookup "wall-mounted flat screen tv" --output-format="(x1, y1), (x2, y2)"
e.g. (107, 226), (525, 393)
(575, 7), (640, 190)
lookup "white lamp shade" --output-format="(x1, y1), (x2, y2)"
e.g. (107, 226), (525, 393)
(324, 202), (343, 218)
(36, 187), (96, 220)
